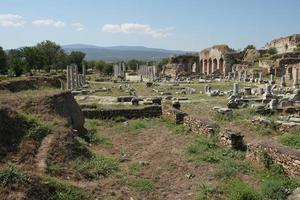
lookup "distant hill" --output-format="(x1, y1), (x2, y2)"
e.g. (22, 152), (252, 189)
(62, 44), (194, 61)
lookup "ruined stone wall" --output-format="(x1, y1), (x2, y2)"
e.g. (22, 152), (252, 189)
(265, 34), (300, 54)
(163, 55), (198, 78)
(82, 105), (162, 120)
(247, 141), (300, 177)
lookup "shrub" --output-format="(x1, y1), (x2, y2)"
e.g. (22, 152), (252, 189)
(0, 165), (29, 186)
(226, 179), (262, 200)
(23, 114), (51, 141)
(195, 183), (224, 200)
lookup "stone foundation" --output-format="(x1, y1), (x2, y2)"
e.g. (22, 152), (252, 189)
(83, 105), (162, 120)
(247, 140), (300, 177)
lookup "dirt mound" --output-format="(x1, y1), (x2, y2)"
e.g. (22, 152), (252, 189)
(0, 75), (64, 92)
(23, 91), (85, 130)
(0, 106), (28, 160)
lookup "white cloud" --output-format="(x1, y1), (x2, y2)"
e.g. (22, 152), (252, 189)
(0, 14), (26, 27)
(102, 23), (172, 38)
(71, 22), (84, 31)
(32, 19), (65, 28)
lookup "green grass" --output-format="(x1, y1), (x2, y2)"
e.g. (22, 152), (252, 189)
(41, 178), (90, 200)
(279, 131), (300, 149)
(195, 182), (224, 200)
(159, 117), (190, 135)
(226, 179), (262, 200)
(254, 125), (276, 136)
(186, 135), (244, 165)
(85, 119), (112, 146)
(0, 165), (29, 187)
(76, 155), (119, 179)
(113, 119), (149, 135)
(22, 114), (51, 141)
(129, 178), (155, 193)
(128, 163), (141, 176)
(216, 160), (252, 180)
(260, 165), (299, 200)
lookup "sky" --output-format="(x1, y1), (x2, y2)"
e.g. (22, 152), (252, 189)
(0, 0), (300, 51)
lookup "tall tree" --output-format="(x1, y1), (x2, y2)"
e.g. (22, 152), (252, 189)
(68, 51), (86, 72)
(36, 40), (66, 71)
(7, 49), (27, 76)
(0, 46), (8, 74)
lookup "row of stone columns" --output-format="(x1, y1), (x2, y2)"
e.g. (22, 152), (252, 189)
(66, 64), (86, 91)
(200, 58), (224, 75)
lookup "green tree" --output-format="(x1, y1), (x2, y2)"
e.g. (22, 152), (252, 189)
(68, 51), (86, 72)
(268, 47), (278, 55)
(7, 49), (27, 76)
(103, 63), (113, 75)
(244, 45), (256, 51)
(36, 40), (66, 71)
(126, 59), (146, 71)
(0, 47), (8, 74)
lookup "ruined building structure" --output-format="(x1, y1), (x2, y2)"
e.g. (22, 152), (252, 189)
(163, 54), (199, 78)
(265, 34), (300, 54)
(199, 45), (238, 76)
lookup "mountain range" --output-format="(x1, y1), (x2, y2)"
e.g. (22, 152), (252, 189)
(62, 44), (194, 61)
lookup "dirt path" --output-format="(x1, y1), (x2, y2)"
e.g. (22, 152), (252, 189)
(89, 125), (215, 200)
(35, 133), (55, 174)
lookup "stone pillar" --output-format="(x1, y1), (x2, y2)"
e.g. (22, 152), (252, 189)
(67, 65), (71, 90)
(238, 71), (242, 82)
(74, 64), (79, 90)
(244, 71), (248, 82)
(293, 68), (299, 89)
(228, 72), (231, 80)
(280, 76), (286, 87)
(70, 65), (75, 90)
(258, 72), (263, 83)
(82, 63), (86, 85)
(233, 83), (239, 96)
(251, 72), (255, 82)
(270, 74), (275, 84)
(265, 84), (272, 96)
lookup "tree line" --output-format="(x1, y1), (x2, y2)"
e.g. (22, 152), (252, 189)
(0, 40), (169, 77)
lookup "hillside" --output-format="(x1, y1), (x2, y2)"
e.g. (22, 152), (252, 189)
(63, 44), (192, 61)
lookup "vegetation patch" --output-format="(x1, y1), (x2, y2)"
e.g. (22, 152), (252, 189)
(216, 160), (252, 180)
(159, 117), (190, 135)
(129, 178), (155, 193)
(195, 182), (224, 200)
(76, 155), (119, 179)
(23, 114), (51, 142)
(226, 179), (262, 200)
(85, 119), (112, 146)
(279, 131), (300, 149)
(0, 165), (29, 187)
(186, 136), (244, 165)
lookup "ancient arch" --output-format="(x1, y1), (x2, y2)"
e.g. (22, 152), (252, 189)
(204, 60), (208, 74)
(208, 59), (212, 74)
(219, 58), (224, 73)
(213, 59), (218, 72)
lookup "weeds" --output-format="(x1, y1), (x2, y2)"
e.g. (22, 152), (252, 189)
(129, 178), (155, 193)
(0, 164), (29, 187)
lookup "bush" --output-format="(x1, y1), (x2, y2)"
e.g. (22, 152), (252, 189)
(0, 165), (29, 186)
(195, 183), (224, 200)
(227, 180), (262, 200)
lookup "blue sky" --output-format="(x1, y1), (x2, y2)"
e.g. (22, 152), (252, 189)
(0, 0), (300, 51)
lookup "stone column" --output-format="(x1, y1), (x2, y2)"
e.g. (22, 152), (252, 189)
(244, 71), (248, 82)
(238, 71), (242, 82)
(270, 74), (275, 84)
(82, 63), (86, 85)
(70, 65), (75, 90)
(258, 72), (263, 83)
(265, 84), (272, 96)
(280, 76), (286, 87)
(74, 64), (79, 90)
(293, 68), (299, 89)
(251, 72), (255, 82)
(233, 83), (239, 96)
(66, 65), (71, 90)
